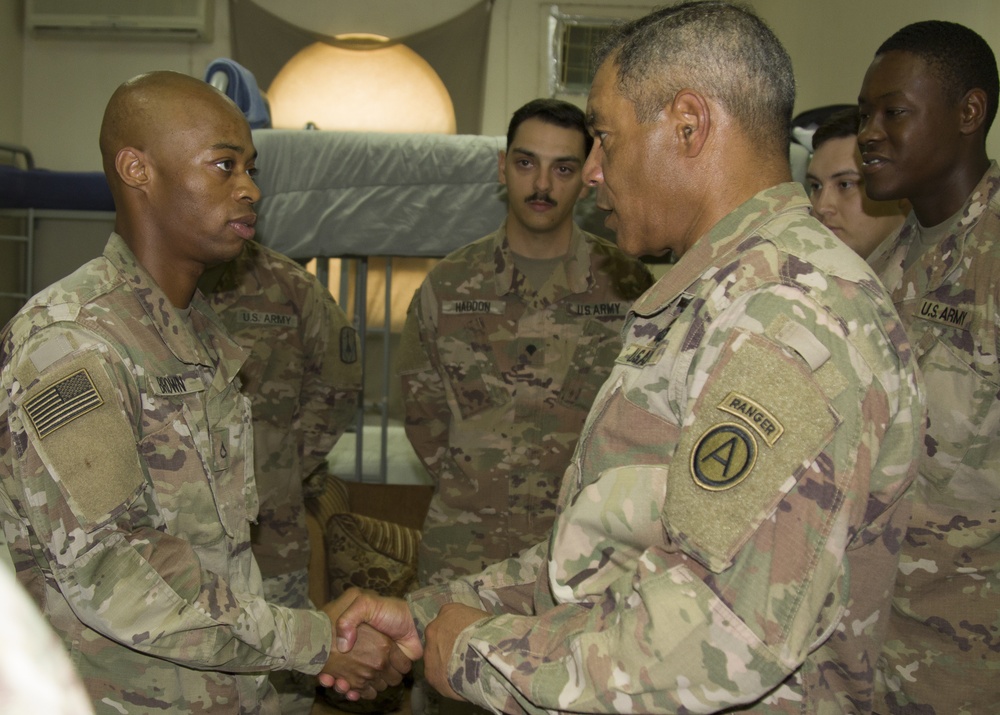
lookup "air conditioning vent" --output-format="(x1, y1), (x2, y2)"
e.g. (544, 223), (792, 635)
(25, 0), (214, 42)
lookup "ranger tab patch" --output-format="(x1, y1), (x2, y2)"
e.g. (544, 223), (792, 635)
(24, 368), (103, 439)
(718, 391), (784, 446)
(691, 422), (757, 491)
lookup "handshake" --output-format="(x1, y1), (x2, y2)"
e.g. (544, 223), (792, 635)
(317, 588), (489, 701)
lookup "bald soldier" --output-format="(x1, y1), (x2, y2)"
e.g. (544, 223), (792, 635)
(0, 71), (408, 714)
(331, 3), (924, 713)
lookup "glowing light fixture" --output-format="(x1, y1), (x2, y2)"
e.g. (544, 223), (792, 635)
(267, 34), (456, 134)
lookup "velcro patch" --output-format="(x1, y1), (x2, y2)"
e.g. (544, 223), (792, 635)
(24, 369), (103, 439)
(22, 351), (144, 527)
(666, 330), (838, 573)
(569, 302), (626, 317)
(917, 299), (971, 330)
(690, 422), (758, 490)
(235, 310), (299, 328)
(617, 343), (664, 368)
(717, 391), (784, 446)
(150, 375), (204, 397)
(441, 299), (505, 315)
(340, 326), (358, 364)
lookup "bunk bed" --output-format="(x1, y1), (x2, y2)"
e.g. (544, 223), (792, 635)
(0, 143), (115, 307)
(250, 128), (508, 485)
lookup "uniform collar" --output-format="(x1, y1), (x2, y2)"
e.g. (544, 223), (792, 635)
(873, 160), (1000, 295)
(104, 233), (247, 379)
(492, 220), (592, 302)
(631, 182), (810, 316)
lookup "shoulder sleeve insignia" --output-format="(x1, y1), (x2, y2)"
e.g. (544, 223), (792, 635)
(691, 422), (757, 490)
(23, 368), (103, 439)
(340, 326), (358, 364)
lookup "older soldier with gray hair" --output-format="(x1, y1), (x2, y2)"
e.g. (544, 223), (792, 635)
(332, 2), (924, 712)
(0, 70), (408, 714)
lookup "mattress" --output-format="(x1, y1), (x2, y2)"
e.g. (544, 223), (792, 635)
(251, 129), (509, 259)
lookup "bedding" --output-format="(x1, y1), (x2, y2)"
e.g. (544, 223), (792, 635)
(251, 129), (509, 259)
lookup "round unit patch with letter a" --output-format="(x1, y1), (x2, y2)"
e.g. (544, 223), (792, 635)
(690, 422), (757, 490)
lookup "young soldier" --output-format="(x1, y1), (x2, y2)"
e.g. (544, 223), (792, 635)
(858, 21), (1000, 715)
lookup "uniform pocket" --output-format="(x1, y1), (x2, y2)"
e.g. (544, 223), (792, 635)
(437, 316), (509, 419)
(559, 318), (621, 410)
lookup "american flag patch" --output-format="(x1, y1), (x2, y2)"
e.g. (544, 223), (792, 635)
(24, 369), (104, 439)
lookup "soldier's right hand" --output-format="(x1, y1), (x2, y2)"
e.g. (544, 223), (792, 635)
(318, 595), (413, 700)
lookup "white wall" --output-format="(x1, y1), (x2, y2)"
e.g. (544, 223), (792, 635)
(9, 0), (1000, 171)
(0, 0), (23, 142)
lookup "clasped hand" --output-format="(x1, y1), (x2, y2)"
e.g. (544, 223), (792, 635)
(318, 593), (415, 701)
(321, 588), (489, 702)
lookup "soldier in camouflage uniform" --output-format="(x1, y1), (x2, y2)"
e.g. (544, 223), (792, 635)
(200, 240), (362, 715)
(858, 22), (1000, 715)
(397, 98), (652, 588)
(332, 4), (924, 713)
(0, 71), (406, 714)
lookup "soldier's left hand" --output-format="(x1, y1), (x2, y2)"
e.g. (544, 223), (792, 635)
(424, 602), (491, 701)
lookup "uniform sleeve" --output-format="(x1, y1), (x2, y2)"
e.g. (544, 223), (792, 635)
(298, 281), (362, 494)
(396, 286), (457, 485)
(1, 324), (332, 675)
(430, 288), (921, 714)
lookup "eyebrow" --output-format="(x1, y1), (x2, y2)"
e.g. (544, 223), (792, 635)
(858, 89), (907, 104)
(212, 142), (256, 159)
(806, 168), (862, 182)
(510, 147), (582, 164)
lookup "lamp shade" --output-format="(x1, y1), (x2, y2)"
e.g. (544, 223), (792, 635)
(267, 36), (457, 134)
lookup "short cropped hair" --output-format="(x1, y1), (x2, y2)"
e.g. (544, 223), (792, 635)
(593, 1), (795, 154)
(877, 20), (999, 134)
(811, 108), (860, 151)
(506, 98), (593, 155)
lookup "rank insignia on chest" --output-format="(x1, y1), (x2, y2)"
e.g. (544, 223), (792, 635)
(24, 368), (103, 439)
(690, 422), (757, 490)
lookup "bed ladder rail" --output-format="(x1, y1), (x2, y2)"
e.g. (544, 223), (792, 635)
(0, 143), (36, 306)
(0, 208), (34, 305)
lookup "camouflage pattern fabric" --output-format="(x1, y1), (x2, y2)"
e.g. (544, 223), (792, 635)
(397, 222), (652, 585)
(0, 235), (332, 715)
(202, 241), (361, 581)
(869, 161), (1000, 715)
(407, 184), (924, 714)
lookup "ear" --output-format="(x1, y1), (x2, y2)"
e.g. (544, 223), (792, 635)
(498, 150), (507, 185)
(115, 147), (149, 190)
(670, 89), (711, 157)
(959, 88), (988, 136)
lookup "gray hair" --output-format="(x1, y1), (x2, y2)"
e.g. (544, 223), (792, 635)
(594, 1), (795, 154)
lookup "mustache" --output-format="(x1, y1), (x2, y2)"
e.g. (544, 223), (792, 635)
(526, 192), (557, 206)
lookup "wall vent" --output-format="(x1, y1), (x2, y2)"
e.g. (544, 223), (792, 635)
(25, 0), (214, 42)
(548, 11), (618, 96)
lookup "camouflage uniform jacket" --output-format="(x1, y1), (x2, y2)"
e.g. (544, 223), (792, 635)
(202, 241), (361, 581)
(407, 184), (924, 714)
(397, 221), (652, 584)
(870, 161), (1000, 715)
(0, 235), (331, 715)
